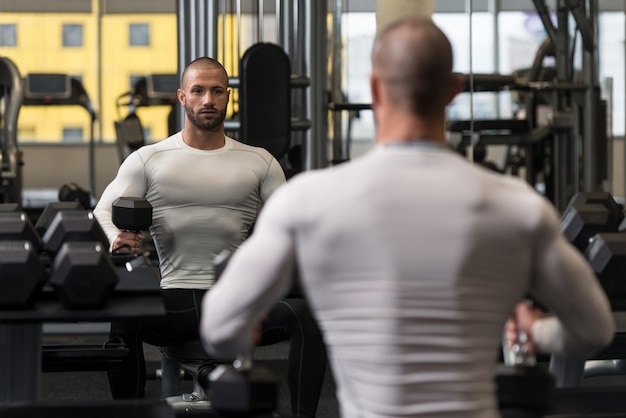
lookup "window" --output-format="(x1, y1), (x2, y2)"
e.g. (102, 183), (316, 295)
(0, 24), (17, 47)
(63, 24), (83, 47)
(129, 23), (150, 46)
(62, 127), (84, 143)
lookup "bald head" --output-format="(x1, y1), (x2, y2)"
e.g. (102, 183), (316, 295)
(181, 57), (229, 88)
(372, 16), (455, 117)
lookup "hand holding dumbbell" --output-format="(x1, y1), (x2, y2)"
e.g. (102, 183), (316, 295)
(111, 197), (152, 257)
(504, 300), (542, 366)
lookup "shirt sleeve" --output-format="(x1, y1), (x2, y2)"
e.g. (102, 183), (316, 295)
(260, 157), (287, 203)
(93, 151), (149, 250)
(200, 183), (296, 359)
(529, 201), (615, 357)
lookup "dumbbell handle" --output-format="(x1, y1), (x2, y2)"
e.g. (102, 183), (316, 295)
(503, 326), (537, 366)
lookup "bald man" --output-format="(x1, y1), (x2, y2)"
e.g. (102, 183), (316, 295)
(199, 17), (614, 418)
(94, 57), (327, 417)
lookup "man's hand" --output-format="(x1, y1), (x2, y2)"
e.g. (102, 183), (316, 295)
(112, 231), (144, 256)
(505, 300), (545, 355)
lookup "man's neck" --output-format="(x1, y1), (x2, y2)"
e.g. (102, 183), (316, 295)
(376, 114), (447, 146)
(181, 127), (226, 150)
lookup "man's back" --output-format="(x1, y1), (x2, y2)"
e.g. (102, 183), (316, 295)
(229, 143), (608, 417)
(286, 145), (539, 416)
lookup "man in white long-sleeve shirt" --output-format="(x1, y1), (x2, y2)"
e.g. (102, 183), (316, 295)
(94, 57), (327, 417)
(200, 16), (615, 418)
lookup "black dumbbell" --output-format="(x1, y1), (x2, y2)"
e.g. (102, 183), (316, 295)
(111, 197), (153, 268)
(0, 241), (47, 308)
(0, 202), (22, 212)
(41, 210), (118, 309)
(0, 210), (41, 251)
(112, 197), (153, 232)
(41, 210), (109, 255)
(34, 201), (83, 238)
(210, 354), (278, 417)
(561, 192), (624, 253)
(568, 191), (624, 230)
(498, 324), (555, 417)
(0, 206), (46, 307)
(561, 203), (612, 253)
(47, 241), (118, 309)
(585, 233), (626, 300)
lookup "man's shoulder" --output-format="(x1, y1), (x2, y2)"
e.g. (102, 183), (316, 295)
(227, 137), (276, 163)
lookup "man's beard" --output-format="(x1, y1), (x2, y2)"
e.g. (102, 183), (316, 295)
(186, 105), (227, 131)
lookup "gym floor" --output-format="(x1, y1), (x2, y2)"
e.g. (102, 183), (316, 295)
(40, 331), (340, 418)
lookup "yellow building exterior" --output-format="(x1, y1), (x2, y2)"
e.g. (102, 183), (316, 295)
(0, 7), (179, 143)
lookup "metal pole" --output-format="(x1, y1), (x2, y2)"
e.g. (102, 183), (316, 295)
(221, 0), (226, 63)
(176, 0), (220, 132)
(331, 0), (344, 163)
(305, 0), (328, 169)
(258, 0), (264, 42)
(466, 0), (475, 163)
(582, 0), (600, 191)
(236, 0), (242, 60)
(276, 0), (282, 46)
(554, 0), (572, 210)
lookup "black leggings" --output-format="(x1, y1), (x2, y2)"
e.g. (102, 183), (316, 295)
(108, 289), (327, 417)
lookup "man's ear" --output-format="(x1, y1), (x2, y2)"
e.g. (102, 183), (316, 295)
(446, 73), (464, 105)
(177, 88), (185, 106)
(370, 74), (381, 110)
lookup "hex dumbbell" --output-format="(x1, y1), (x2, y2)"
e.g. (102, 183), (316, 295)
(42, 210), (118, 309)
(0, 205), (46, 307)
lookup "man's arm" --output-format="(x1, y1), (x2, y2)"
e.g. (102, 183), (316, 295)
(200, 184), (296, 359)
(93, 151), (148, 252)
(527, 203), (615, 357)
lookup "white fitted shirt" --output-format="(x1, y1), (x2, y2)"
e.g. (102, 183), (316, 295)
(200, 143), (614, 418)
(94, 132), (286, 289)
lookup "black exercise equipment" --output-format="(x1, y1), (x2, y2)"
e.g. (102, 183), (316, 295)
(560, 191), (625, 254)
(0, 206), (46, 307)
(58, 182), (93, 210)
(41, 210), (109, 255)
(0, 203), (21, 212)
(585, 233), (626, 301)
(110, 196), (156, 269)
(48, 241), (119, 309)
(114, 111), (145, 159)
(0, 241), (46, 307)
(22, 73), (98, 197)
(0, 57), (25, 205)
(239, 43), (291, 161)
(34, 201), (83, 237)
(567, 191), (624, 231)
(38, 209), (117, 308)
(0, 399), (176, 418)
(114, 74), (179, 163)
(0, 211), (41, 250)
(112, 196), (153, 232)
(561, 203), (612, 253)
(210, 355), (279, 418)
(498, 316), (555, 418)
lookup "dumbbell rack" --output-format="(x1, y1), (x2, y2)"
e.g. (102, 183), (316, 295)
(0, 264), (164, 403)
